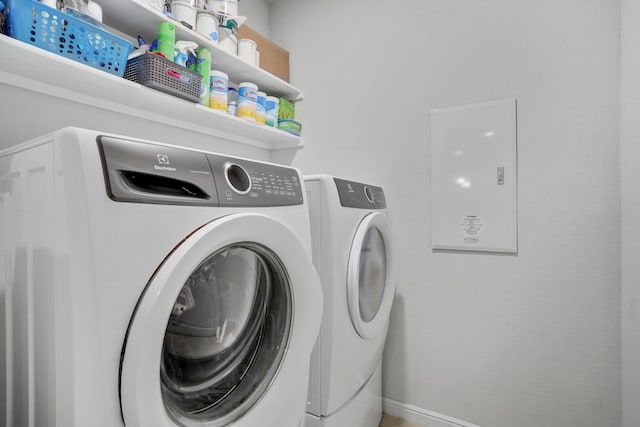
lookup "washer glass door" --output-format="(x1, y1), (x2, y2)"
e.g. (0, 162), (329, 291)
(347, 212), (396, 339)
(119, 213), (322, 427)
(161, 243), (290, 426)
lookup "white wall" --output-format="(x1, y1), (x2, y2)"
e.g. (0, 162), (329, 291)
(620, 1), (640, 426)
(239, 0), (270, 36)
(269, 1), (621, 426)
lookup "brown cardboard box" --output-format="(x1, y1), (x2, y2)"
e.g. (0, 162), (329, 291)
(238, 26), (290, 82)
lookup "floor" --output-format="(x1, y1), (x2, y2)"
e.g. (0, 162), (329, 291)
(379, 414), (422, 427)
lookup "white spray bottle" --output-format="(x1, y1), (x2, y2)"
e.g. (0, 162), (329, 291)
(174, 41), (199, 67)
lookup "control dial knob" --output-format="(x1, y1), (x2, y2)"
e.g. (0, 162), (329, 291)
(225, 163), (251, 194)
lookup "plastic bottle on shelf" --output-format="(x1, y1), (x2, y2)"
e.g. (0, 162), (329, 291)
(196, 12), (218, 43)
(238, 38), (257, 64)
(193, 47), (211, 106)
(227, 82), (238, 116)
(265, 96), (279, 127)
(218, 19), (238, 55)
(171, 0), (197, 29)
(256, 91), (266, 124)
(156, 21), (176, 60)
(237, 82), (258, 121)
(174, 41), (198, 67)
(209, 70), (229, 111)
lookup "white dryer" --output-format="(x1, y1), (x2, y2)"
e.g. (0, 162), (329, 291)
(0, 127), (323, 427)
(304, 175), (396, 427)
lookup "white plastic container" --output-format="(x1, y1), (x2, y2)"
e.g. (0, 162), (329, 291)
(196, 12), (218, 43)
(87, 0), (102, 22)
(237, 82), (258, 121)
(172, 0), (197, 29)
(209, 70), (229, 112)
(238, 38), (257, 65)
(207, 0), (238, 17)
(218, 21), (238, 55)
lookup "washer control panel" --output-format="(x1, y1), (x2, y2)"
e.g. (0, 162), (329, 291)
(207, 154), (304, 207)
(334, 177), (386, 209)
(97, 135), (303, 207)
(98, 136), (219, 206)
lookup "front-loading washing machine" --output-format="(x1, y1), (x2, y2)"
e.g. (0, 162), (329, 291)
(303, 175), (396, 427)
(0, 127), (323, 427)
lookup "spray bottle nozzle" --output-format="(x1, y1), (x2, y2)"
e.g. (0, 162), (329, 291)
(174, 41), (199, 67)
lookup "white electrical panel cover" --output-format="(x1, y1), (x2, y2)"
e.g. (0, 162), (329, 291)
(430, 98), (517, 253)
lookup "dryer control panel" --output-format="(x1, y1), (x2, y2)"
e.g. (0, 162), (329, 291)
(97, 136), (303, 207)
(334, 177), (386, 209)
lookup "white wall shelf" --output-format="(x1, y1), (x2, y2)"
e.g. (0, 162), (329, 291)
(0, 35), (303, 157)
(102, 0), (303, 101)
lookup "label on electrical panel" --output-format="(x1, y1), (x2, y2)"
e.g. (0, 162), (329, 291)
(497, 167), (505, 185)
(460, 215), (484, 238)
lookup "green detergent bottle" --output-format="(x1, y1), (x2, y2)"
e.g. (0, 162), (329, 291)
(194, 48), (211, 106)
(156, 21), (175, 60)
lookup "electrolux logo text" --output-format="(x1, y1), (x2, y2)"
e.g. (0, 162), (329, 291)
(155, 154), (176, 171)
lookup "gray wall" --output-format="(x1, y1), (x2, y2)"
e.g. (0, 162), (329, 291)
(269, 1), (621, 426)
(620, 1), (640, 426)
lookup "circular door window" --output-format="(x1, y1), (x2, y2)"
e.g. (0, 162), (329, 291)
(358, 227), (387, 322)
(347, 212), (396, 339)
(160, 243), (291, 426)
(120, 213), (323, 427)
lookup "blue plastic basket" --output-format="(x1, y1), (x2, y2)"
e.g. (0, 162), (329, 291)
(5, 0), (134, 77)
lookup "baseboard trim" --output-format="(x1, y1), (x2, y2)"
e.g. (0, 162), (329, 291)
(382, 398), (483, 427)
